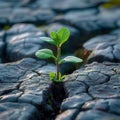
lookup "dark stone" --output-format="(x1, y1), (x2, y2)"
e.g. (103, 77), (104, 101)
(54, 8), (120, 39)
(82, 99), (109, 111)
(33, 9), (56, 24)
(0, 83), (19, 96)
(75, 110), (120, 120)
(6, 24), (40, 36)
(8, 8), (37, 24)
(0, 102), (42, 120)
(64, 80), (87, 97)
(0, 8), (12, 24)
(8, 8), (56, 24)
(55, 109), (79, 120)
(0, 58), (55, 83)
(0, 90), (22, 102)
(31, 0), (108, 12)
(87, 43), (115, 63)
(83, 28), (120, 63)
(89, 84), (120, 99)
(76, 70), (108, 85)
(109, 99), (120, 115)
(61, 94), (92, 111)
(83, 35), (116, 51)
(56, 62), (120, 119)
(6, 24), (46, 61)
(0, 58), (56, 119)
(0, 7), (56, 25)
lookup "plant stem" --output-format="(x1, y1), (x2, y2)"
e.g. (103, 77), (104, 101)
(56, 47), (61, 80)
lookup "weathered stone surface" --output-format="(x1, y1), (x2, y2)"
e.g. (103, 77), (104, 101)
(61, 94), (92, 111)
(0, 102), (42, 120)
(0, 57), (55, 97)
(56, 109), (79, 120)
(0, 1), (120, 120)
(6, 24), (46, 61)
(75, 110), (120, 120)
(0, 0), (34, 8)
(6, 24), (39, 35)
(82, 98), (120, 115)
(83, 35), (116, 51)
(0, 90), (22, 102)
(56, 62), (120, 119)
(64, 81), (87, 97)
(30, 0), (108, 11)
(0, 58), (56, 119)
(0, 7), (56, 25)
(83, 28), (120, 63)
(54, 8), (120, 39)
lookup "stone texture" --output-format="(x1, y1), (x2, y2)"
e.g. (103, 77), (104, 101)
(6, 24), (46, 62)
(0, 102), (42, 120)
(0, 58), (56, 119)
(61, 94), (92, 111)
(29, 0), (108, 12)
(0, 0), (120, 120)
(0, 57), (55, 107)
(54, 7), (120, 40)
(83, 28), (120, 63)
(0, 7), (56, 25)
(56, 62), (120, 119)
(56, 109), (79, 120)
(75, 110), (120, 120)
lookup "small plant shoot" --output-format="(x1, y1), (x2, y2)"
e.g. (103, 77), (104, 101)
(35, 27), (83, 82)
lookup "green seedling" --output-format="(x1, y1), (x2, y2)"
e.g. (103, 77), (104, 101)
(35, 27), (83, 82)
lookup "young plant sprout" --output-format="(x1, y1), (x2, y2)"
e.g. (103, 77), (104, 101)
(35, 27), (83, 82)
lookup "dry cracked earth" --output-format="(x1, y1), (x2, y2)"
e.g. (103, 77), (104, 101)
(0, 0), (120, 120)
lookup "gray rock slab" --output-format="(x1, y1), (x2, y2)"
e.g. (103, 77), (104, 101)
(0, 58), (56, 119)
(0, 102), (42, 120)
(6, 24), (47, 61)
(55, 109), (79, 120)
(75, 110), (120, 120)
(0, 7), (56, 24)
(56, 62), (120, 119)
(61, 94), (92, 111)
(32, 0), (108, 12)
(54, 8), (120, 37)
(83, 28), (120, 63)
(82, 99), (120, 115)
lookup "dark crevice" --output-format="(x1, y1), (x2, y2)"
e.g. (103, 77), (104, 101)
(41, 82), (67, 120)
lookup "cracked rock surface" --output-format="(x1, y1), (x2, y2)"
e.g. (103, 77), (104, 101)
(0, 0), (120, 120)
(84, 28), (120, 63)
(56, 62), (120, 120)
(0, 58), (55, 119)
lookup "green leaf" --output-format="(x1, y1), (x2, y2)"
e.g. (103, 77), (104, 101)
(60, 75), (66, 80)
(35, 49), (56, 59)
(49, 72), (64, 82)
(40, 37), (56, 45)
(59, 56), (83, 64)
(57, 27), (70, 46)
(50, 32), (60, 46)
(49, 72), (56, 81)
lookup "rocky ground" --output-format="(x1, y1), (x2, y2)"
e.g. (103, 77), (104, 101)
(0, 0), (120, 120)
